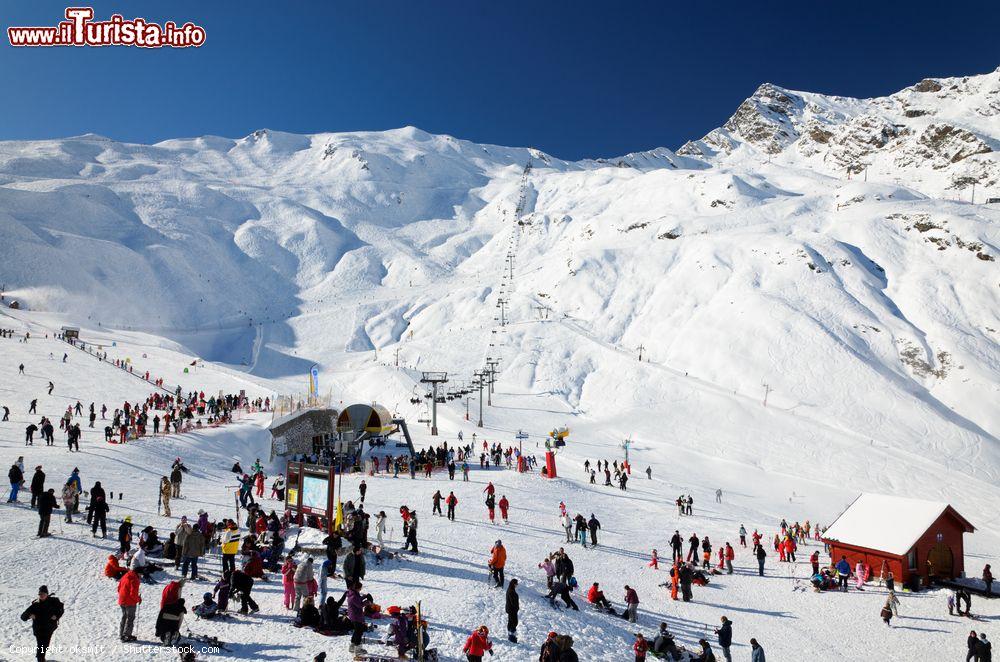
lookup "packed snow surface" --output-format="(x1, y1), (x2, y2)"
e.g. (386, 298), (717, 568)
(0, 68), (998, 661)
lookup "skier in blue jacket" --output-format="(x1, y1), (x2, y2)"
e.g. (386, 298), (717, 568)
(836, 556), (851, 592)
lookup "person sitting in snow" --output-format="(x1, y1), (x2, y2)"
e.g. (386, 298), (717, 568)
(192, 592), (218, 619)
(295, 596), (321, 629)
(586, 582), (615, 614)
(104, 554), (127, 580)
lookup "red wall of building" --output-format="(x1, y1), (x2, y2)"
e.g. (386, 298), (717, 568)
(826, 544), (908, 583)
(911, 511), (967, 579)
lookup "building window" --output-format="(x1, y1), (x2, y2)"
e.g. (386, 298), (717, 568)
(907, 548), (917, 570)
(312, 434), (328, 455)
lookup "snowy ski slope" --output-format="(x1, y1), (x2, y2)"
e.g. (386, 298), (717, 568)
(0, 67), (997, 661)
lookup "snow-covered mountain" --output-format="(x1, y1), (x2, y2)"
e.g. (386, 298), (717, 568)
(0, 69), (997, 497)
(0, 67), (999, 662)
(679, 68), (1000, 198)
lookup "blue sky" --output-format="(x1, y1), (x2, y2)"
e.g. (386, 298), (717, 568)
(1, 1), (998, 159)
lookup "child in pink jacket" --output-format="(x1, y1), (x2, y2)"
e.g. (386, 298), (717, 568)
(281, 555), (297, 609)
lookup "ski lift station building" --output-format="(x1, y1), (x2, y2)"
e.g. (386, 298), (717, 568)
(822, 493), (975, 588)
(269, 403), (415, 465)
(268, 407), (339, 459)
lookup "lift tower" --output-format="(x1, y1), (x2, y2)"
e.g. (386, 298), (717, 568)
(420, 371), (448, 436)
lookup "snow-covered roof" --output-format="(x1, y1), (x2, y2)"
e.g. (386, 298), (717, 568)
(267, 407), (335, 432)
(823, 493), (973, 556)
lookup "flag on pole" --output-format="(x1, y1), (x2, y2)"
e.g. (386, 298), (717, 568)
(309, 364), (319, 398)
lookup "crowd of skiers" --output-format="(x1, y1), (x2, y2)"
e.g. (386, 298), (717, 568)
(4, 374), (996, 662)
(10, 386), (263, 454)
(583, 458), (632, 489)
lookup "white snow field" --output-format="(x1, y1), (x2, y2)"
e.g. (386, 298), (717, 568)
(0, 68), (998, 661)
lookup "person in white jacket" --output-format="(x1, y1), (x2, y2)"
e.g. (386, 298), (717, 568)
(129, 546), (147, 573)
(292, 557), (315, 611)
(270, 474), (285, 500)
(375, 511), (387, 548)
(561, 513), (572, 543)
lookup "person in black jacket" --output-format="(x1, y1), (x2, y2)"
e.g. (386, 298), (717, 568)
(118, 517), (133, 554)
(8, 462), (24, 502)
(968, 631), (979, 662)
(404, 512), (419, 554)
(37, 489), (56, 537)
(697, 639), (716, 662)
(587, 514), (601, 546)
(555, 551), (574, 585)
(232, 569), (259, 614)
(87, 481), (105, 525)
(546, 580), (578, 610)
(350, 509), (367, 548)
(670, 531), (683, 562)
(321, 530), (342, 569)
(155, 597), (186, 645)
(539, 631), (560, 662)
(505, 578), (519, 643)
(652, 623), (682, 660)
(25, 423), (38, 445)
(321, 593), (350, 633)
(688, 534), (700, 562)
(90, 496), (109, 538)
(343, 545), (366, 588)
(29, 467), (45, 509)
(679, 564), (694, 602)
(20, 585), (64, 661)
(978, 633), (992, 662)
(557, 635), (579, 662)
(715, 616), (733, 662)
(295, 596), (321, 629)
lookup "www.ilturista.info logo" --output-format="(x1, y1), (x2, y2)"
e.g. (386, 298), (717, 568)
(8, 7), (206, 48)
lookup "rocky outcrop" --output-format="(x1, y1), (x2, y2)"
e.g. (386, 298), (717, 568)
(676, 69), (1000, 196)
(912, 124), (992, 166)
(721, 83), (801, 154)
(822, 115), (906, 169)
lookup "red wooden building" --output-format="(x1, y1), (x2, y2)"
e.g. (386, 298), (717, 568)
(822, 493), (975, 587)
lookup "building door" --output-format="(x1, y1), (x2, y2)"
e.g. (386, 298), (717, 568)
(926, 543), (954, 579)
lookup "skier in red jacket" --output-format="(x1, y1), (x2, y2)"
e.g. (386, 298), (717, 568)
(462, 625), (493, 661)
(117, 569), (141, 642)
(634, 633), (650, 661)
(498, 496), (509, 523)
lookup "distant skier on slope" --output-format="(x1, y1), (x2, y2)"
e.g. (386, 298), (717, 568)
(488, 540), (507, 588)
(485, 493), (496, 524)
